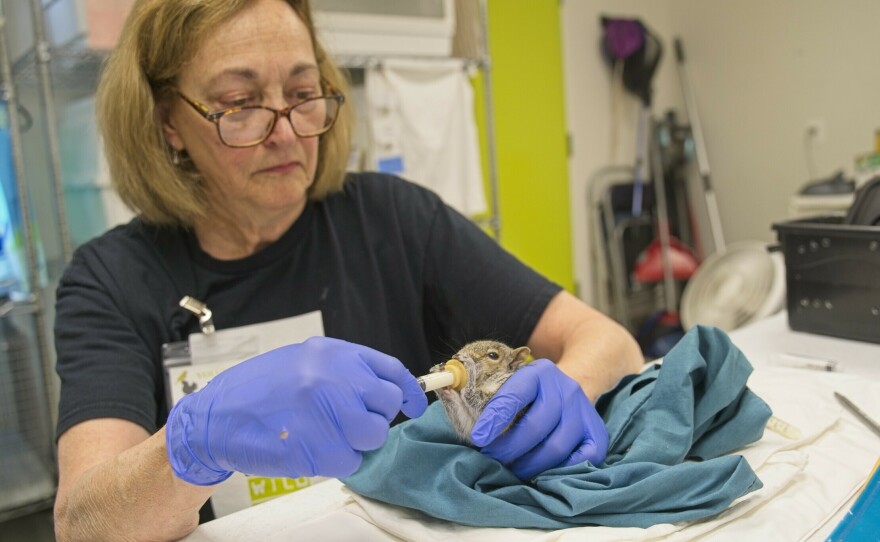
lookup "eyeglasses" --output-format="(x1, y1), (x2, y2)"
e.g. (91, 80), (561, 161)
(176, 83), (345, 148)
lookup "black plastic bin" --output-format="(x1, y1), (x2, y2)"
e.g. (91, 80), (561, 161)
(772, 215), (880, 344)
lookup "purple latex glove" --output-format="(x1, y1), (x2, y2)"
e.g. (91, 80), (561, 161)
(470, 358), (609, 480)
(165, 336), (427, 485)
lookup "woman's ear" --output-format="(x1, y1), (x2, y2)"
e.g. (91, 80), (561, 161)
(157, 100), (184, 151)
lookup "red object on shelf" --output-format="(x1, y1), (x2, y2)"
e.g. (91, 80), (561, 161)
(633, 237), (699, 283)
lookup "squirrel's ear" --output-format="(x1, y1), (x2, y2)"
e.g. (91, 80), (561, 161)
(509, 346), (532, 370)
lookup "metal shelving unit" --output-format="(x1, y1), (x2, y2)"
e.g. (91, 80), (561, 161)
(12, 43), (106, 95)
(0, 0), (75, 522)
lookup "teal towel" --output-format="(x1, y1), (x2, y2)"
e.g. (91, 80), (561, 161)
(343, 326), (772, 529)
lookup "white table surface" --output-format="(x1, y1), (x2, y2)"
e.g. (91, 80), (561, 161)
(730, 311), (880, 379)
(183, 312), (880, 541)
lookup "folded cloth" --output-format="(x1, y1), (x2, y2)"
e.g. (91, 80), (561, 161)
(343, 326), (772, 529)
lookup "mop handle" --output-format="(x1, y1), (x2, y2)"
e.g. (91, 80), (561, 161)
(649, 118), (677, 312)
(632, 105), (649, 216)
(674, 39), (711, 179)
(674, 38), (726, 253)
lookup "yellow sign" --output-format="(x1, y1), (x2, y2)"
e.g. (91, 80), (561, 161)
(247, 477), (313, 505)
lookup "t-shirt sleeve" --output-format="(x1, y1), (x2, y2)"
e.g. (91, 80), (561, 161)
(420, 195), (563, 350)
(54, 245), (161, 439)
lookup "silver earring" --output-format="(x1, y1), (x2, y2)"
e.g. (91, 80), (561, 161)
(171, 149), (181, 165)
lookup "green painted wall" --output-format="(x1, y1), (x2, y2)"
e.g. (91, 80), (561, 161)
(482, 0), (574, 292)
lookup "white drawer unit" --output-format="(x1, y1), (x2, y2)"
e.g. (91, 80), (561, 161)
(312, 0), (455, 57)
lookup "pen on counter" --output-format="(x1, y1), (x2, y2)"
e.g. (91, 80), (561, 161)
(774, 352), (840, 372)
(834, 392), (880, 439)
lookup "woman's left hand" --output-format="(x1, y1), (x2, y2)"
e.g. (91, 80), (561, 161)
(470, 358), (609, 480)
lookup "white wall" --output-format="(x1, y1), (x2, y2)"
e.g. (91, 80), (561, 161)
(561, 1), (685, 308)
(562, 0), (880, 307)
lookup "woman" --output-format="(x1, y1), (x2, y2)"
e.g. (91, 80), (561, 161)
(52, 0), (643, 540)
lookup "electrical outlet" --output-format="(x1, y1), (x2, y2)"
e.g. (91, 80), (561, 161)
(805, 118), (826, 145)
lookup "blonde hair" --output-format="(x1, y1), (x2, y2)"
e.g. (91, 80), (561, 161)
(97, 0), (352, 227)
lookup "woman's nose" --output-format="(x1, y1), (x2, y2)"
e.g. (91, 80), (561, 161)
(264, 110), (298, 145)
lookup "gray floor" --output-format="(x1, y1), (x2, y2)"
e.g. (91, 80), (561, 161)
(0, 509), (55, 542)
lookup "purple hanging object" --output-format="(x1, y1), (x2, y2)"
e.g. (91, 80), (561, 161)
(604, 19), (645, 60)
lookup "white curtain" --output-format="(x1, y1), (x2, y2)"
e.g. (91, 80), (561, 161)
(365, 58), (487, 216)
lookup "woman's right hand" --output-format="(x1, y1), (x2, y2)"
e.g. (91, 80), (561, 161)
(164, 336), (428, 485)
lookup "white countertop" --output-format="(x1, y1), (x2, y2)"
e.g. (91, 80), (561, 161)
(730, 311), (880, 380)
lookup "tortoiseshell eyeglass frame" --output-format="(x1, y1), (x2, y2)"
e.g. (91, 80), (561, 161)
(176, 79), (345, 148)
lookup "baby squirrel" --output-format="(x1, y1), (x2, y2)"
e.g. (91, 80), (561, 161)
(430, 340), (531, 444)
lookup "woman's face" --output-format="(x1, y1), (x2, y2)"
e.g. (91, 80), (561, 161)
(162, 0), (321, 222)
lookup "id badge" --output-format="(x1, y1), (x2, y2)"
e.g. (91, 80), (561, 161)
(162, 310), (328, 518)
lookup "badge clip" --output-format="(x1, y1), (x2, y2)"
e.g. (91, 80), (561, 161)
(179, 296), (215, 335)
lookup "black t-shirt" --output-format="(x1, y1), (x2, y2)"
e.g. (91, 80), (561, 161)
(54, 172), (562, 439)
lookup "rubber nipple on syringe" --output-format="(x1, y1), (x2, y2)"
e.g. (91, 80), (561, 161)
(443, 358), (466, 390)
(416, 358), (468, 393)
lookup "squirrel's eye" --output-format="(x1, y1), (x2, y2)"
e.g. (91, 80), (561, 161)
(487, 351), (499, 360)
